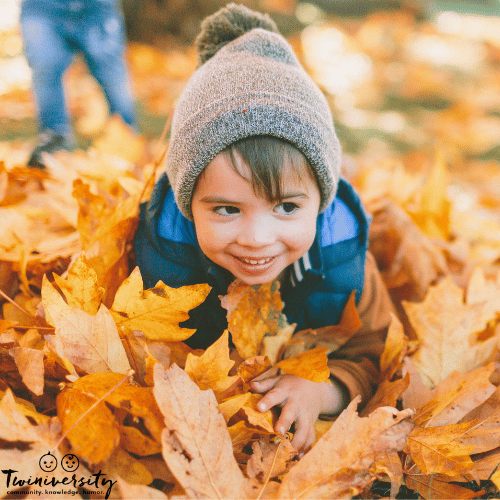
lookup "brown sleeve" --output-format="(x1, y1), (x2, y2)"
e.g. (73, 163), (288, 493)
(327, 251), (396, 406)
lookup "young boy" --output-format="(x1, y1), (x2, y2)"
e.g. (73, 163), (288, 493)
(135, 3), (395, 451)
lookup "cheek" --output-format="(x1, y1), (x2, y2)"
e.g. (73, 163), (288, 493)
(195, 220), (231, 252)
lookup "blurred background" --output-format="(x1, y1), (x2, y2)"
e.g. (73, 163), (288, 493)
(1, 0), (500, 170)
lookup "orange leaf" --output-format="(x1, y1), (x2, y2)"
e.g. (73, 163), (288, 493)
(220, 279), (285, 359)
(276, 346), (330, 383)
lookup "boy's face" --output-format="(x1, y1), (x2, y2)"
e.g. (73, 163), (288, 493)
(191, 151), (321, 286)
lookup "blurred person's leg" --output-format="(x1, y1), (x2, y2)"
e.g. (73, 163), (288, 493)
(20, 3), (74, 138)
(74, 3), (137, 128)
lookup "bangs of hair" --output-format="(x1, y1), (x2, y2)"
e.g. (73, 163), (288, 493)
(222, 136), (316, 202)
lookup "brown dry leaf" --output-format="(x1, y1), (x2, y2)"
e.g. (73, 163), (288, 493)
(404, 276), (497, 388)
(411, 363), (496, 427)
(404, 421), (476, 476)
(153, 363), (248, 499)
(246, 436), (297, 483)
(405, 468), (479, 500)
(52, 252), (104, 315)
(8, 346), (45, 395)
(47, 303), (131, 374)
(221, 279), (285, 359)
(370, 452), (403, 499)
(277, 399), (414, 499)
(184, 330), (239, 397)
(275, 346), (330, 383)
(110, 266), (211, 342)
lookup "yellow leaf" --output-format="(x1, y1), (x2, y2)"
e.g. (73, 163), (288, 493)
(218, 393), (251, 422)
(52, 253), (104, 315)
(184, 330), (234, 393)
(276, 346), (330, 383)
(111, 266), (210, 341)
(221, 279), (285, 359)
(404, 422), (476, 476)
(47, 304), (131, 374)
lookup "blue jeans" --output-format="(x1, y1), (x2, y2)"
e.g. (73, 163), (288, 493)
(20, 0), (136, 136)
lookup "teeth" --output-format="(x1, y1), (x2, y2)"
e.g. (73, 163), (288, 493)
(240, 257), (273, 265)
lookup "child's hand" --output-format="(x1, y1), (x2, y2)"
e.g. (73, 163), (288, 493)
(250, 373), (348, 452)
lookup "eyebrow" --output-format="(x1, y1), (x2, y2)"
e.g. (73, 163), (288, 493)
(199, 192), (309, 204)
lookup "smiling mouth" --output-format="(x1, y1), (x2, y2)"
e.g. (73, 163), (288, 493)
(235, 256), (275, 266)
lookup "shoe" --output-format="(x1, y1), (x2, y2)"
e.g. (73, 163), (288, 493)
(27, 130), (74, 169)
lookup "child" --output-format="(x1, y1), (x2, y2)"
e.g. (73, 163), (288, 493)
(135, 3), (395, 451)
(21, 0), (137, 168)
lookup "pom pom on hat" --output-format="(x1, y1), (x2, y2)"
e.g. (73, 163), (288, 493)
(195, 3), (279, 65)
(165, 3), (342, 220)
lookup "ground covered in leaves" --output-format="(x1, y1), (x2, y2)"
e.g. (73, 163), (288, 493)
(1, 4), (500, 500)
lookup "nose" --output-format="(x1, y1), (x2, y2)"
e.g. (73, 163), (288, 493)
(236, 214), (276, 247)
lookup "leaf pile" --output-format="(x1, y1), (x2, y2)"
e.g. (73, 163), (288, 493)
(1, 6), (500, 499)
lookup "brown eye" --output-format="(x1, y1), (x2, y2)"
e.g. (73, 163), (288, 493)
(275, 202), (299, 215)
(215, 206), (240, 216)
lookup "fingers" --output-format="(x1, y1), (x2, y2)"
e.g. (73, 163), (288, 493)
(250, 376), (280, 394)
(290, 414), (315, 452)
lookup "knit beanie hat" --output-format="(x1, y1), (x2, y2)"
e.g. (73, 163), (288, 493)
(165, 3), (342, 220)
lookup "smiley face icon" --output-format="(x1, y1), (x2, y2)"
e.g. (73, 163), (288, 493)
(39, 452), (58, 472)
(61, 453), (79, 472)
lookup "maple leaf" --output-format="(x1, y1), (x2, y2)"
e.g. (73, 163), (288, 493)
(52, 252), (105, 315)
(184, 330), (239, 397)
(47, 303), (131, 374)
(277, 398), (414, 499)
(404, 276), (497, 388)
(153, 363), (249, 499)
(110, 266), (211, 342)
(220, 279), (287, 359)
